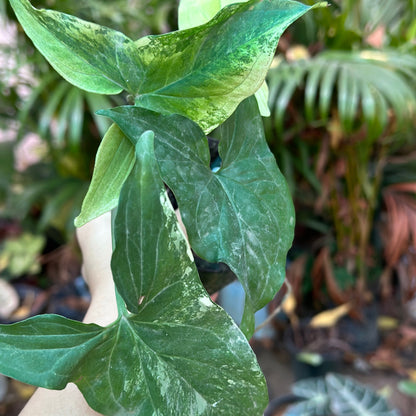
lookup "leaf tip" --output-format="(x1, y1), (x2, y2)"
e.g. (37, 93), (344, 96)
(73, 215), (84, 228)
(311, 1), (329, 9)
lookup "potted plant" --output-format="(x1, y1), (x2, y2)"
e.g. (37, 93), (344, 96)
(265, 373), (399, 416)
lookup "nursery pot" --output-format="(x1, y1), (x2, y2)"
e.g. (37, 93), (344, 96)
(283, 322), (345, 381)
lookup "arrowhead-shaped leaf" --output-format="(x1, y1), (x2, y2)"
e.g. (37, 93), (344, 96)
(0, 131), (268, 415)
(99, 96), (295, 337)
(134, 0), (313, 132)
(10, 0), (316, 133)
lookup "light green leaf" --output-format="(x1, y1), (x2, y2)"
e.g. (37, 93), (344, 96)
(74, 124), (135, 227)
(135, 0), (317, 132)
(9, 0), (135, 94)
(178, 0), (222, 30)
(100, 96), (295, 337)
(318, 61), (338, 121)
(0, 131), (269, 415)
(398, 380), (416, 397)
(255, 81), (271, 117)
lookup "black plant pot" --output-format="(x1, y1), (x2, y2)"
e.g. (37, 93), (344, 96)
(291, 353), (338, 381)
(337, 303), (379, 354)
(282, 322), (345, 381)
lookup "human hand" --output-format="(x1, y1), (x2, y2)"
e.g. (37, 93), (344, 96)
(19, 213), (118, 416)
(76, 212), (118, 326)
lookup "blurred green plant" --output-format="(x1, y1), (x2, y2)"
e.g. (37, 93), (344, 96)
(0, 232), (45, 279)
(398, 379), (416, 397)
(283, 373), (399, 416)
(0, 0), (178, 240)
(265, 0), (416, 308)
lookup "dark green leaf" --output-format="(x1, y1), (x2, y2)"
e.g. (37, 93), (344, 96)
(100, 96), (295, 337)
(0, 131), (268, 415)
(0, 315), (104, 389)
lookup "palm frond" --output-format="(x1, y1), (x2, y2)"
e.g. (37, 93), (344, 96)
(18, 76), (115, 150)
(267, 49), (416, 138)
(268, 60), (307, 136)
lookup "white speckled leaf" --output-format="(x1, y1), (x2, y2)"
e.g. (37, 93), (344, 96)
(99, 96), (295, 337)
(0, 131), (268, 415)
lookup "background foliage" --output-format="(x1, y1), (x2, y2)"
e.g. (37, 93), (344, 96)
(264, 0), (416, 314)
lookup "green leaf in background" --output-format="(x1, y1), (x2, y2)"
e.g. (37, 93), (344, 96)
(74, 124), (135, 227)
(9, 0), (135, 94)
(0, 233), (45, 278)
(286, 374), (399, 416)
(326, 374), (399, 416)
(286, 376), (330, 416)
(398, 380), (416, 397)
(100, 96), (295, 337)
(0, 131), (269, 415)
(268, 49), (416, 137)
